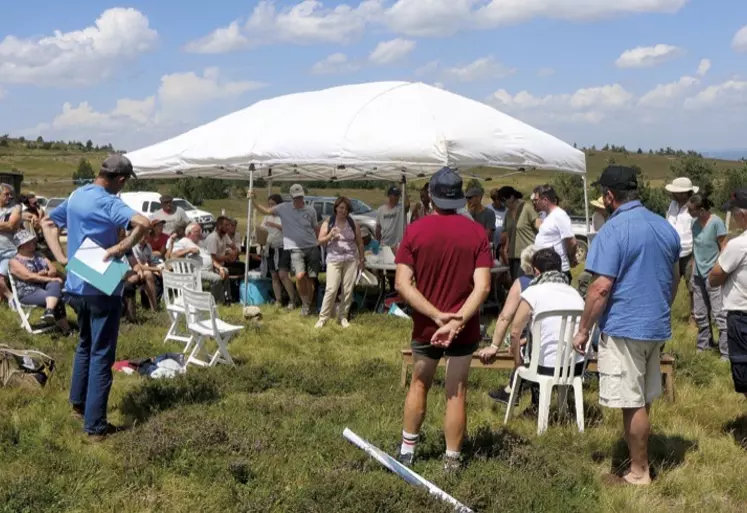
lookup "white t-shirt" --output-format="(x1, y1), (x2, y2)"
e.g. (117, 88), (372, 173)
(591, 211), (606, 234)
(534, 207), (574, 271)
(666, 201), (693, 258)
(718, 231), (747, 312)
(261, 215), (284, 248)
(173, 237), (212, 271)
(521, 282), (585, 367)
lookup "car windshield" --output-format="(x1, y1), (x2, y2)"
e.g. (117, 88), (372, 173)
(173, 199), (195, 211)
(152, 199), (196, 211)
(350, 199), (372, 214)
(46, 198), (64, 210)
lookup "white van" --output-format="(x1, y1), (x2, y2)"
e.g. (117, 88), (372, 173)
(119, 192), (217, 234)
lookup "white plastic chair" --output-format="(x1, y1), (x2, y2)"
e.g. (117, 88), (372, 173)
(165, 258), (201, 286)
(7, 273), (55, 335)
(182, 288), (243, 367)
(161, 270), (199, 352)
(504, 309), (586, 435)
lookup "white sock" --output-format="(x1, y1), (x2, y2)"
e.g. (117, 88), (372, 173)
(445, 449), (461, 459)
(400, 430), (419, 455)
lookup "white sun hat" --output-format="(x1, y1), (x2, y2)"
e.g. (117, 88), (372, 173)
(665, 177), (699, 194)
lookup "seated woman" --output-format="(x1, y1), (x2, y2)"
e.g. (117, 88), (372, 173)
(132, 237), (161, 311)
(9, 230), (71, 334)
(478, 244), (537, 403)
(508, 248), (585, 380)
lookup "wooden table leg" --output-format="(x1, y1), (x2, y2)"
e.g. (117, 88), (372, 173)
(400, 360), (408, 388)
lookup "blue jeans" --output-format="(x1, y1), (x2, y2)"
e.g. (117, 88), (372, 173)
(66, 294), (123, 435)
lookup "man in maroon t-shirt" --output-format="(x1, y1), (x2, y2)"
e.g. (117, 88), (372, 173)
(394, 167), (492, 471)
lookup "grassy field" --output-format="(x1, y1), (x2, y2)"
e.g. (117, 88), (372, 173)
(1, 276), (747, 512)
(2, 143), (747, 511)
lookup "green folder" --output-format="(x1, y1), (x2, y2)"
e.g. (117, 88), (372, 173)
(67, 255), (131, 296)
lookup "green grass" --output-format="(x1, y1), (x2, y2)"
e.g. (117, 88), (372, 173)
(2, 280), (747, 513)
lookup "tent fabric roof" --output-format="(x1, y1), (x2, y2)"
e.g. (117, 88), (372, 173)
(126, 81), (586, 181)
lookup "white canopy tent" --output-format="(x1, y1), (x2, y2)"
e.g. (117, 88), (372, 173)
(125, 81), (588, 288)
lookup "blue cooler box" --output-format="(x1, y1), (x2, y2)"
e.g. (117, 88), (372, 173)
(240, 272), (273, 305)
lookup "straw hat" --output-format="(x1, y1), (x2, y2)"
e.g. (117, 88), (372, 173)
(13, 230), (36, 248)
(590, 196), (605, 209)
(665, 177), (699, 194)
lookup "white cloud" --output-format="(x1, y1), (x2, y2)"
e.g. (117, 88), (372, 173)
(477, 0), (688, 26)
(615, 44), (683, 68)
(414, 60), (439, 76)
(384, 0), (475, 37)
(733, 25), (747, 53)
(185, 0), (383, 53)
(369, 38), (416, 65)
(0, 8), (157, 86)
(187, 0), (689, 53)
(488, 83), (634, 125)
(696, 58), (711, 77)
(311, 53), (360, 74)
(443, 56), (516, 82)
(537, 67), (555, 78)
(639, 76), (699, 108)
(22, 67), (266, 149)
(684, 80), (747, 110)
(157, 68), (265, 114)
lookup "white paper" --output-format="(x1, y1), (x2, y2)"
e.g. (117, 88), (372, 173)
(73, 238), (112, 275)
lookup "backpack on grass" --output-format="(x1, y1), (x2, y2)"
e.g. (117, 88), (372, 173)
(0, 345), (55, 390)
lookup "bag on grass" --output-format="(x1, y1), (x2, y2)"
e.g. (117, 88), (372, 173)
(0, 345), (55, 390)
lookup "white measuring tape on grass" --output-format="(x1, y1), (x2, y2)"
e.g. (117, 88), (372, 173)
(342, 428), (473, 513)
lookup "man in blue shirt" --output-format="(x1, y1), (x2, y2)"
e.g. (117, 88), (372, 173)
(43, 155), (150, 441)
(573, 165), (680, 486)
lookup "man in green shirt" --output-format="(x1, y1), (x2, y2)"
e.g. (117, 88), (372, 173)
(499, 187), (539, 279)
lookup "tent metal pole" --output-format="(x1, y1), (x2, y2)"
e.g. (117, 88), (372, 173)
(582, 174), (590, 243)
(244, 167), (254, 299)
(267, 178), (273, 197)
(401, 173), (408, 238)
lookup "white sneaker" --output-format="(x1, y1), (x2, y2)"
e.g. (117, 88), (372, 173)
(314, 319), (326, 329)
(340, 318), (350, 329)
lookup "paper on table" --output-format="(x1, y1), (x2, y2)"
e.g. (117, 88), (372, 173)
(73, 238), (112, 275)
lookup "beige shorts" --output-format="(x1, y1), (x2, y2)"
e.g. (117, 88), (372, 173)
(598, 335), (665, 409)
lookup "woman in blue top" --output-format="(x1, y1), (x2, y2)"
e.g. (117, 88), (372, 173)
(687, 194), (729, 358)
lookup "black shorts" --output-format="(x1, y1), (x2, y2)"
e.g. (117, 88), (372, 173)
(267, 247), (291, 273)
(679, 256), (693, 285)
(411, 339), (479, 360)
(727, 311), (747, 393)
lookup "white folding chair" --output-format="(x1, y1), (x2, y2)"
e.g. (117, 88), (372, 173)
(182, 288), (243, 367)
(504, 308), (586, 435)
(161, 270), (199, 352)
(7, 274), (55, 335)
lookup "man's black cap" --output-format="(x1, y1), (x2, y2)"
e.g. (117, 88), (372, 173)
(101, 154), (136, 178)
(496, 186), (522, 200)
(429, 167), (466, 210)
(722, 187), (747, 211)
(386, 185), (402, 197)
(592, 165), (638, 191)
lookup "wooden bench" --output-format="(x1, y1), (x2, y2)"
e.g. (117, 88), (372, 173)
(400, 349), (676, 402)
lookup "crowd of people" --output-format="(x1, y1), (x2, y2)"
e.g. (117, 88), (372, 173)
(2, 154), (746, 473)
(392, 164), (747, 488)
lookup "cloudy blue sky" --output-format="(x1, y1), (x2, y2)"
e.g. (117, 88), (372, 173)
(1, 1), (745, 153)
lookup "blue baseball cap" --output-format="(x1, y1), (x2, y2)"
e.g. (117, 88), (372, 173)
(429, 167), (465, 210)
